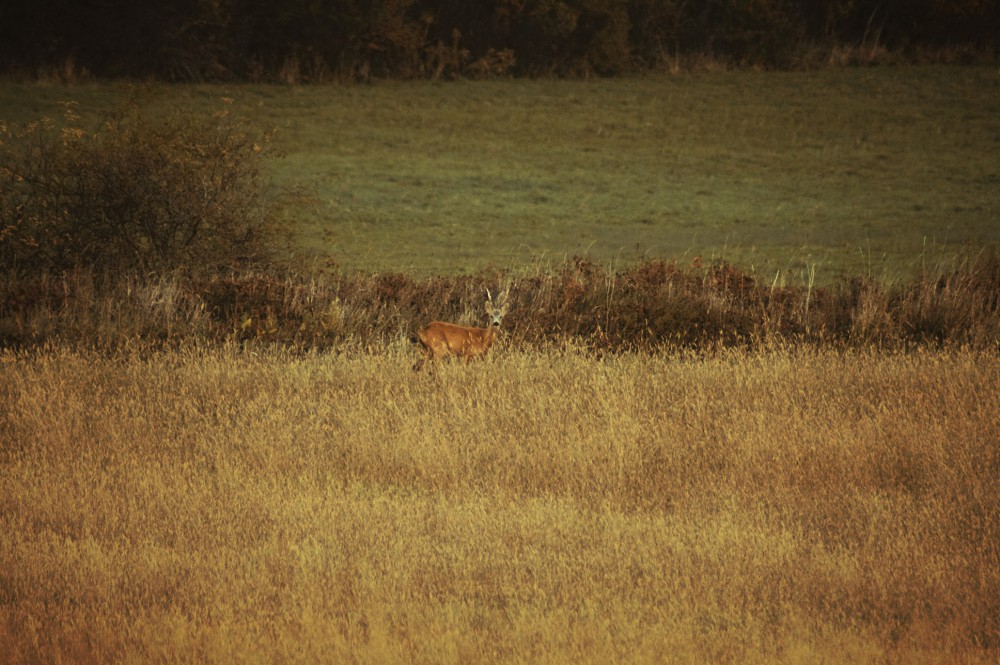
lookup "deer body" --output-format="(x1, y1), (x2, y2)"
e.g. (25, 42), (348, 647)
(414, 294), (507, 370)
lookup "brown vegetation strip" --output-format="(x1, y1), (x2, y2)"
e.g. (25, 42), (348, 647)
(2, 255), (998, 352)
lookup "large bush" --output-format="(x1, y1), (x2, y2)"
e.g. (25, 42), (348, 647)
(0, 97), (286, 276)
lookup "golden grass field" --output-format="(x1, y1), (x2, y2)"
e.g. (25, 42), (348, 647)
(1, 344), (997, 663)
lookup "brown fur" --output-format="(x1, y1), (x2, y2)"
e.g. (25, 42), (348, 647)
(414, 296), (507, 370)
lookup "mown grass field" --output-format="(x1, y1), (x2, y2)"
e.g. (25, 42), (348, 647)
(2, 66), (998, 279)
(1, 346), (998, 663)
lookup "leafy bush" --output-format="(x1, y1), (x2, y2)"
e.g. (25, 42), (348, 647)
(706, 0), (809, 67)
(0, 96), (286, 276)
(502, 0), (633, 75)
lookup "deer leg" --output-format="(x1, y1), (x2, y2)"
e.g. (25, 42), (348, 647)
(413, 343), (434, 372)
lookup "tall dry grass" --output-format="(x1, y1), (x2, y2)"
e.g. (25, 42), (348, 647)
(1, 345), (997, 663)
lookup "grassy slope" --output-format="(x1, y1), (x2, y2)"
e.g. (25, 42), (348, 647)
(1, 346), (998, 663)
(2, 67), (998, 278)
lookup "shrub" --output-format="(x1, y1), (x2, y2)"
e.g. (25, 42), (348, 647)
(702, 0), (808, 68)
(0, 95), (287, 277)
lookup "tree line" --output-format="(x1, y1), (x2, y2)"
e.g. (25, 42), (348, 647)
(1, 0), (997, 81)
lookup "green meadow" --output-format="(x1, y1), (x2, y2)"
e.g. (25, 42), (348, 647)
(3, 66), (998, 279)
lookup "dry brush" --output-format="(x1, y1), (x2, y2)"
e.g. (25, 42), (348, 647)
(2, 254), (998, 352)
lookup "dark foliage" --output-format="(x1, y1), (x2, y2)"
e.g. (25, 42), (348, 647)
(1, 0), (997, 80)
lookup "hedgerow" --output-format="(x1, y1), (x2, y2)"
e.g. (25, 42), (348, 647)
(1, 1), (997, 81)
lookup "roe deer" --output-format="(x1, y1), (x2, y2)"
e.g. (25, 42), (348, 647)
(414, 291), (508, 370)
